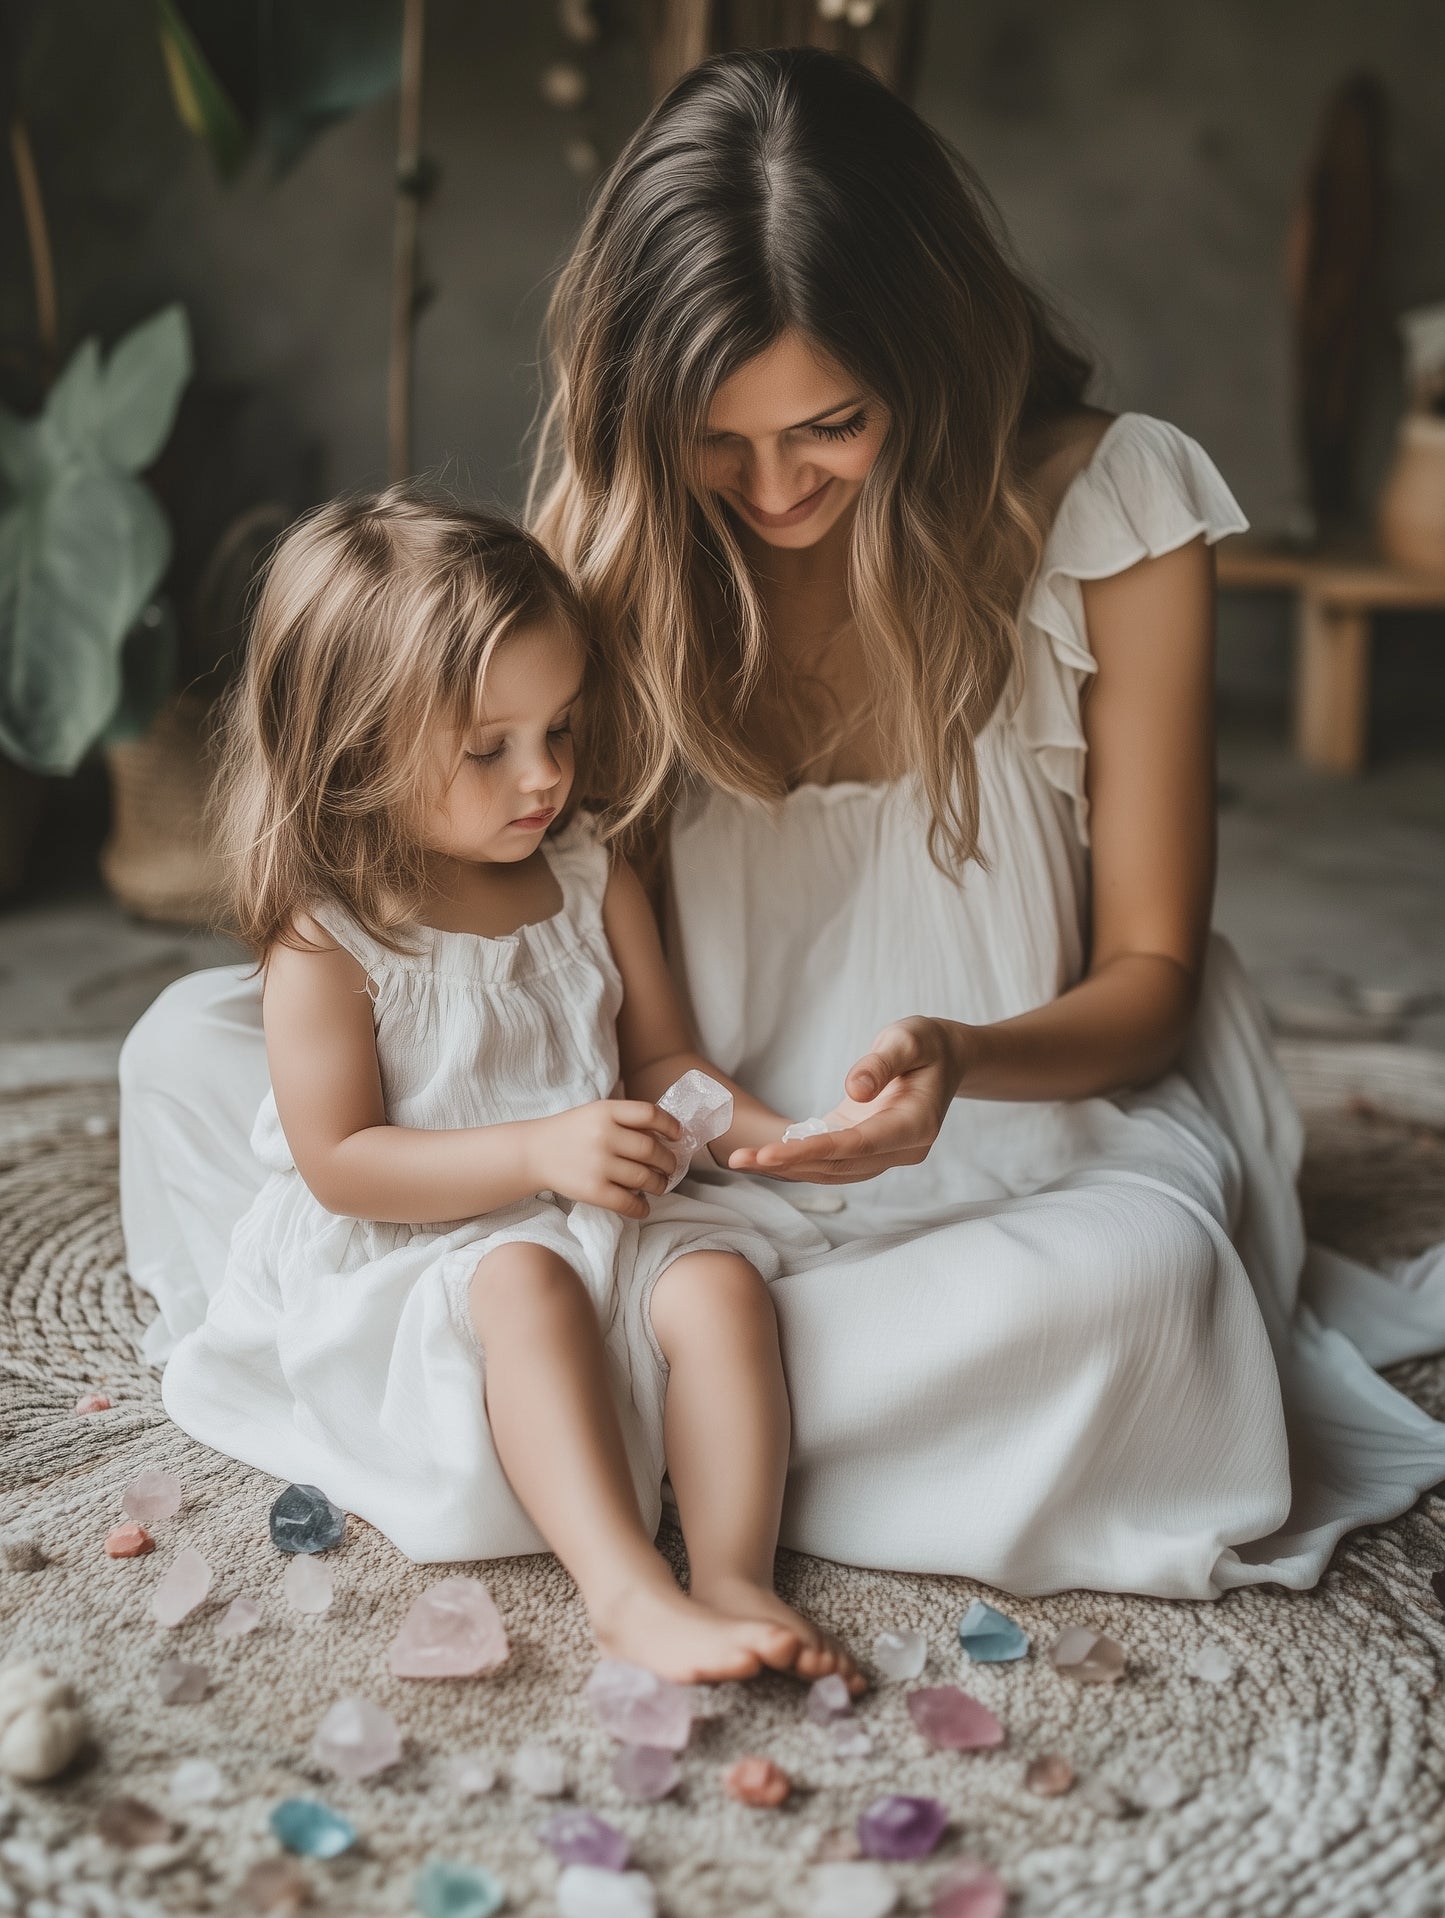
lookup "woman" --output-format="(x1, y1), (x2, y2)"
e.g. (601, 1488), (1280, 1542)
(121, 48), (1445, 1599)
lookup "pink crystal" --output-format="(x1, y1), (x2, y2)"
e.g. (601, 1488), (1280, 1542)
(151, 1546), (213, 1625)
(907, 1686), (1004, 1751)
(283, 1553), (333, 1614)
(1025, 1753), (1075, 1797)
(932, 1861), (1008, 1918)
(74, 1391), (112, 1415)
(807, 1673), (853, 1724)
(812, 1826), (863, 1863)
(389, 1575), (509, 1677)
(611, 1744), (680, 1800)
(156, 1656), (209, 1704)
(216, 1595), (262, 1638)
(657, 1071), (733, 1190)
(311, 1696), (402, 1780)
(1048, 1627), (1125, 1684)
(122, 1470), (183, 1524)
(585, 1659), (692, 1750)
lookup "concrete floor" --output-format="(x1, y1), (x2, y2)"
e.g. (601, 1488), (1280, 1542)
(1, 731), (1443, 1083)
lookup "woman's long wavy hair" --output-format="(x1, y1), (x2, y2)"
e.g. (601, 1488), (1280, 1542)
(528, 46), (1091, 869)
(215, 487), (589, 956)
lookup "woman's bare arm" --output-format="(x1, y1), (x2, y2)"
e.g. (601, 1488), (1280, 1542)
(735, 537), (1218, 1180)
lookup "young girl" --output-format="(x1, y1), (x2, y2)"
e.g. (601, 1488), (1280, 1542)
(160, 488), (860, 1689)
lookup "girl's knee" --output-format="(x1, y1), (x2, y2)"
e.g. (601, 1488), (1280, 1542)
(468, 1242), (583, 1322)
(650, 1251), (773, 1349)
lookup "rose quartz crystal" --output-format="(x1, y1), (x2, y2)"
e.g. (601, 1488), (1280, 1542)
(388, 1575), (509, 1677)
(283, 1553), (333, 1614)
(585, 1659), (692, 1750)
(151, 1547), (213, 1626)
(156, 1657), (208, 1704)
(122, 1470), (183, 1524)
(74, 1391), (111, 1415)
(1025, 1752), (1075, 1797)
(216, 1595), (262, 1638)
(932, 1861), (1008, 1918)
(906, 1686), (1004, 1751)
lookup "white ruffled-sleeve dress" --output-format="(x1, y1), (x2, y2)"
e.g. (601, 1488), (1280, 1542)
(125, 413), (1445, 1596)
(158, 819), (786, 1563)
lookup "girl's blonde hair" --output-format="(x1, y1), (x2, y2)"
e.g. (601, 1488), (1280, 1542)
(216, 486), (589, 956)
(529, 48), (1092, 870)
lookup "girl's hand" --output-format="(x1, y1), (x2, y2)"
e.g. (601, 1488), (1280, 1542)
(728, 1017), (966, 1186)
(527, 1100), (684, 1218)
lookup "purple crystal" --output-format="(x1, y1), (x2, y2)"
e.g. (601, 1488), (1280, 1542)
(907, 1686), (1004, 1751)
(857, 1793), (949, 1862)
(611, 1744), (680, 1800)
(540, 1809), (631, 1872)
(269, 1483), (345, 1554)
(585, 1659), (692, 1750)
(806, 1673), (852, 1724)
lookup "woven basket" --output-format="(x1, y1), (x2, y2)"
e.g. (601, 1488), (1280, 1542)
(98, 693), (222, 928)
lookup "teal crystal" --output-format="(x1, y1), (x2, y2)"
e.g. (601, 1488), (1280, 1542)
(957, 1601), (1029, 1664)
(414, 1861), (506, 1918)
(269, 1482), (346, 1554)
(269, 1797), (357, 1859)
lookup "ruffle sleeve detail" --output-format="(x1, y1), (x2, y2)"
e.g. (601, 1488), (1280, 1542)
(1015, 413), (1249, 845)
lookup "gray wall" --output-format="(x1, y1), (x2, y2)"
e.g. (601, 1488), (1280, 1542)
(5, 0), (1444, 733)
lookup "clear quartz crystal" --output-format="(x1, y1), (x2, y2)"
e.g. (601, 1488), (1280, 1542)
(215, 1595), (261, 1638)
(122, 1471), (183, 1525)
(283, 1553), (334, 1614)
(1187, 1642), (1235, 1684)
(782, 1116), (836, 1142)
(1132, 1762), (1184, 1810)
(557, 1866), (658, 1918)
(657, 1071), (733, 1191)
(513, 1742), (568, 1796)
(805, 1863), (899, 1918)
(872, 1628), (926, 1681)
(441, 1752), (498, 1796)
(311, 1697), (402, 1781)
(151, 1547), (213, 1626)
(168, 1758), (224, 1806)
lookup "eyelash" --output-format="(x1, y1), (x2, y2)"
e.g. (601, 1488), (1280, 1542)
(468, 723), (572, 767)
(811, 409), (869, 443)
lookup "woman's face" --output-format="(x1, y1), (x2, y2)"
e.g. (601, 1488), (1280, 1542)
(699, 331), (889, 550)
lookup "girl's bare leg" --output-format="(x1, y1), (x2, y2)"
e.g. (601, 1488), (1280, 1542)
(469, 1241), (800, 1684)
(650, 1252), (864, 1692)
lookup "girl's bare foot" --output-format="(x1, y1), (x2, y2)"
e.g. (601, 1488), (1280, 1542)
(589, 1576), (804, 1684)
(693, 1574), (866, 1693)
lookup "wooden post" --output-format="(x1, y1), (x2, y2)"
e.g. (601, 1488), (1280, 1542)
(387, 0), (427, 483)
(1294, 592), (1370, 774)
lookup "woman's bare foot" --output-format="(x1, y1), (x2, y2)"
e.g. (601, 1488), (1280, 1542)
(693, 1574), (866, 1694)
(589, 1575), (804, 1684)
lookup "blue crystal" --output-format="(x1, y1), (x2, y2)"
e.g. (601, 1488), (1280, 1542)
(269, 1797), (356, 1858)
(414, 1862), (506, 1918)
(957, 1600), (1029, 1663)
(269, 1482), (345, 1554)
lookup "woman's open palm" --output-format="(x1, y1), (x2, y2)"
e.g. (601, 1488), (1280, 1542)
(728, 1017), (961, 1184)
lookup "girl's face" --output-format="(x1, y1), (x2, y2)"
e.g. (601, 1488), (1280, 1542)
(698, 330), (889, 551)
(420, 622), (584, 867)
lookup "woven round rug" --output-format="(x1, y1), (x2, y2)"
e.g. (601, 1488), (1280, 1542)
(3, 1067), (1445, 1918)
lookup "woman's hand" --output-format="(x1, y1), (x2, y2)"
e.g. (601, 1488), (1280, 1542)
(526, 1100), (683, 1218)
(728, 1017), (966, 1185)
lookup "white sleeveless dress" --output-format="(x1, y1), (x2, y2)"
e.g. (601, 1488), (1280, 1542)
(159, 819), (785, 1563)
(123, 413), (1445, 1596)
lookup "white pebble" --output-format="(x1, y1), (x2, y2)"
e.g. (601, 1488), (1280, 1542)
(1187, 1642), (1236, 1684)
(805, 1863), (897, 1918)
(512, 1741), (567, 1796)
(557, 1865), (657, 1917)
(169, 1757), (225, 1805)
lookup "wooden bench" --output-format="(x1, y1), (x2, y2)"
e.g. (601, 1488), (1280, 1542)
(1216, 537), (1445, 773)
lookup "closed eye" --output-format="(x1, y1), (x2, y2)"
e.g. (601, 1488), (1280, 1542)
(811, 408), (869, 443)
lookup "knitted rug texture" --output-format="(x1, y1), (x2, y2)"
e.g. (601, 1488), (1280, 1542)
(3, 1080), (1445, 1918)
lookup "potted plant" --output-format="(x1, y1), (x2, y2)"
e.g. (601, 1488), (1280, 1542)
(0, 306), (205, 914)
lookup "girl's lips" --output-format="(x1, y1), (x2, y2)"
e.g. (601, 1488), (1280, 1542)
(511, 808), (556, 830)
(735, 477), (833, 529)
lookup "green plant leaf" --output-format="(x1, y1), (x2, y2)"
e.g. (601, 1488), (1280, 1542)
(156, 0), (251, 179)
(94, 305), (194, 473)
(45, 339), (102, 457)
(102, 598), (180, 745)
(0, 470), (171, 774)
(262, 0), (403, 173)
